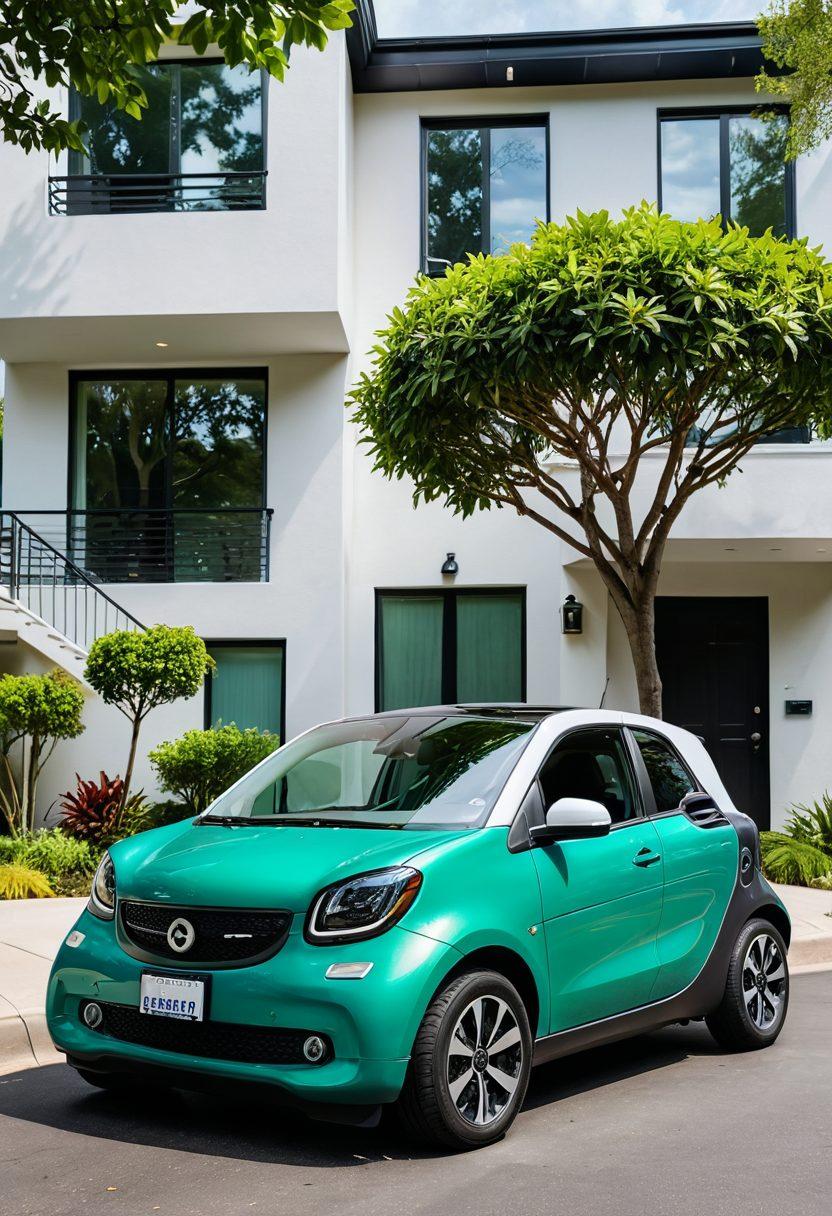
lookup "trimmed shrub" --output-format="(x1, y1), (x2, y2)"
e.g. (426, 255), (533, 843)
(85, 625), (214, 807)
(149, 725), (279, 815)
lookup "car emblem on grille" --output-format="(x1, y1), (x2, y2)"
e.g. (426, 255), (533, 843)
(167, 917), (195, 954)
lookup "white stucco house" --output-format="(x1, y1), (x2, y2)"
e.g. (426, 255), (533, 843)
(1, 1), (831, 830)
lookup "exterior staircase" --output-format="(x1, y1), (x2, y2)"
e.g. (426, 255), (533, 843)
(0, 512), (144, 675)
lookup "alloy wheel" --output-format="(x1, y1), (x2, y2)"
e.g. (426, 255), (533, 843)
(742, 932), (787, 1032)
(446, 994), (524, 1126)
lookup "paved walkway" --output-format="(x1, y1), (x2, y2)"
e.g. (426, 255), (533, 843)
(1, 885), (830, 1072)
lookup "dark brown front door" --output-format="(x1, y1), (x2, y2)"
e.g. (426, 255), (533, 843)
(655, 596), (770, 829)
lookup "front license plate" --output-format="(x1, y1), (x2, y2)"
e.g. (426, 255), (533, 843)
(140, 973), (205, 1021)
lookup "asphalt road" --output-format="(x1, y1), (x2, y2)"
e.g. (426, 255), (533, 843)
(1, 970), (830, 1216)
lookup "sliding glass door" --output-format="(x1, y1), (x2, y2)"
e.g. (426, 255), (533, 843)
(71, 370), (266, 582)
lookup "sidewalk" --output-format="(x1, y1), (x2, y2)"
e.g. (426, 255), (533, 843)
(0, 897), (85, 1072)
(1, 885), (830, 1073)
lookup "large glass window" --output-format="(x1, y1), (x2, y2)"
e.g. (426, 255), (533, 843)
(206, 643), (285, 738)
(202, 713), (537, 829)
(377, 590), (525, 711)
(65, 59), (265, 213)
(659, 109), (793, 237)
(71, 370), (267, 582)
(422, 118), (548, 272)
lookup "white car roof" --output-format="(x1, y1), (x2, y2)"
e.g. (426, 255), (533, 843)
(485, 708), (738, 827)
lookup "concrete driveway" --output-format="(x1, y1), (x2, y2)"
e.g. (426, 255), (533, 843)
(1, 969), (829, 1216)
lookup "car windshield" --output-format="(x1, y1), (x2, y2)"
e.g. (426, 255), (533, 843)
(200, 714), (538, 829)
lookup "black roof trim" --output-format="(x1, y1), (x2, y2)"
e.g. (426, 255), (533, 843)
(347, 4), (765, 94)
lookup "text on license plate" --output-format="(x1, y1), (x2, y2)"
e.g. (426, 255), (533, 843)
(140, 973), (205, 1021)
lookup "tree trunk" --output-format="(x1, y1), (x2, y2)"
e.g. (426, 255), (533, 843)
(616, 595), (663, 719)
(120, 716), (143, 818)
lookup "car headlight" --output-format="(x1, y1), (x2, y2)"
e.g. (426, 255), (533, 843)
(88, 852), (116, 919)
(306, 866), (422, 944)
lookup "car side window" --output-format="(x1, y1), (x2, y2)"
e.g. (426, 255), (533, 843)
(632, 729), (696, 813)
(538, 729), (639, 825)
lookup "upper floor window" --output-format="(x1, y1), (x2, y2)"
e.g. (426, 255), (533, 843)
(658, 108), (794, 239)
(68, 370), (270, 583)
(51, 59), (266, 215)
(421, 117), (549, 274)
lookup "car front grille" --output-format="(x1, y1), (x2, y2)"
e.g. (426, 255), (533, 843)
(82, 1000), (330, 1066)
(119, 901), (292, 966)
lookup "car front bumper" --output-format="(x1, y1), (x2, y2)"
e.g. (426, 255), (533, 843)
(47, 906), (460, 1109)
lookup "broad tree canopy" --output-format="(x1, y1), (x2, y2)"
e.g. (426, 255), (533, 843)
(0, 1), (354, 153)
(351, 205), (832, 714)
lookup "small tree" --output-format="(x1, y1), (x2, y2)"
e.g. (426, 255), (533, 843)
(350, 206), (832, 717)
(0, 669), (85, 836)
(0, 1), (354, 154)
(149, 725), (280, 815)
(757, 0), (832, 158)
(85, 625), (213, 808)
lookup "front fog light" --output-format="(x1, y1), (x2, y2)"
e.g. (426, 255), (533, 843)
(303, 1035), (327, 1063)
(82, 1001), (103, 1029)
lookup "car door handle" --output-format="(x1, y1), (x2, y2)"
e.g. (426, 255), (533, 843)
(633, 847), (661, 868)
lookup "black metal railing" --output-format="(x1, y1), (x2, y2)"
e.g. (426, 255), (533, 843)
(10, 509), (273, 585)
(0, 513), (145, 651)
(48, 171), (267, 215)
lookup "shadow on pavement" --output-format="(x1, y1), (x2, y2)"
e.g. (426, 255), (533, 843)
(0, 1021), (722, 1166)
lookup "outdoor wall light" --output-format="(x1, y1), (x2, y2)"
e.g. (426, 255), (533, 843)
(561, 594), (584, 635)
(441, 552), (459, 576)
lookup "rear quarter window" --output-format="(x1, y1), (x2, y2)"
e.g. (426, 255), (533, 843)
(632, 729), (696, 813)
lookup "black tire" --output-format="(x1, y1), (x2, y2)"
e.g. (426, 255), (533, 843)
(396, 969), (532, 1150)
(706, 917), (790, 1051)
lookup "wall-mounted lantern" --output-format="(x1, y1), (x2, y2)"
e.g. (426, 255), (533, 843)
(561, 594), (583, 635)
(441, 552), (459, 577)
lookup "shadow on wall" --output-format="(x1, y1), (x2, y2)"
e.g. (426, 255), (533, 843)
(0, 188), (79, 325)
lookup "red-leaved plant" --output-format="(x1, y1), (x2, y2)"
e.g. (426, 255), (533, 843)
(59, 772), (123, 843)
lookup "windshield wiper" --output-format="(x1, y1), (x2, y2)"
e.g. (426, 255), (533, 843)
(197, 814), (400, 830)
(197, 814), (263, 827)
(271, 816), (402, 830)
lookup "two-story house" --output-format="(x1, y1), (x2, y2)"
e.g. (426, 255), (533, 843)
(1, 2), (831, 830)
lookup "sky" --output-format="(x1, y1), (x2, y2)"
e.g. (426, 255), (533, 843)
(372, 1), (762, 39)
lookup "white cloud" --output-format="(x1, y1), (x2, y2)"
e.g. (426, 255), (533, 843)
(373, 1), (759, 39)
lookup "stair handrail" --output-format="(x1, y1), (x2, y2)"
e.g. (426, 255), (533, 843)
(1, 511), (146, 638)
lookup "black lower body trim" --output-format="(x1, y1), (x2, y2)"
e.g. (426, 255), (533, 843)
(66, 1051), (382, 1128)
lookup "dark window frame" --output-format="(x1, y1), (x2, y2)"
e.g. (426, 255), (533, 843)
(534, 725), (646, 828)
(67, 366), (269, 514)
(68, 57), (268, 178)
(374, 586), (527, 711)
(420, 114), (550, 275)
(656, 104), (796, 239)
(204, 638), (287, 737)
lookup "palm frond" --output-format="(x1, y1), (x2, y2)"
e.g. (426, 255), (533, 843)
(785, 792), (832, 852)
(760, 831), (832, 887)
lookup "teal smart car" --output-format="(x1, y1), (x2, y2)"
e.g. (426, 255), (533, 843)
(47, 707), (791, 1149)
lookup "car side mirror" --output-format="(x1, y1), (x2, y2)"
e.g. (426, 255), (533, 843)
(529, 797), (612, 846)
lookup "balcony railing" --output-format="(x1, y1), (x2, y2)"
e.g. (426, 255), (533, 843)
(48, 171), (267, 216)
(0, 513), (144, 651)
(10, 510), (273, 584)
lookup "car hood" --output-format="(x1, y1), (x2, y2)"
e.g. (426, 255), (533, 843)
(110, 819), (470, 913)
